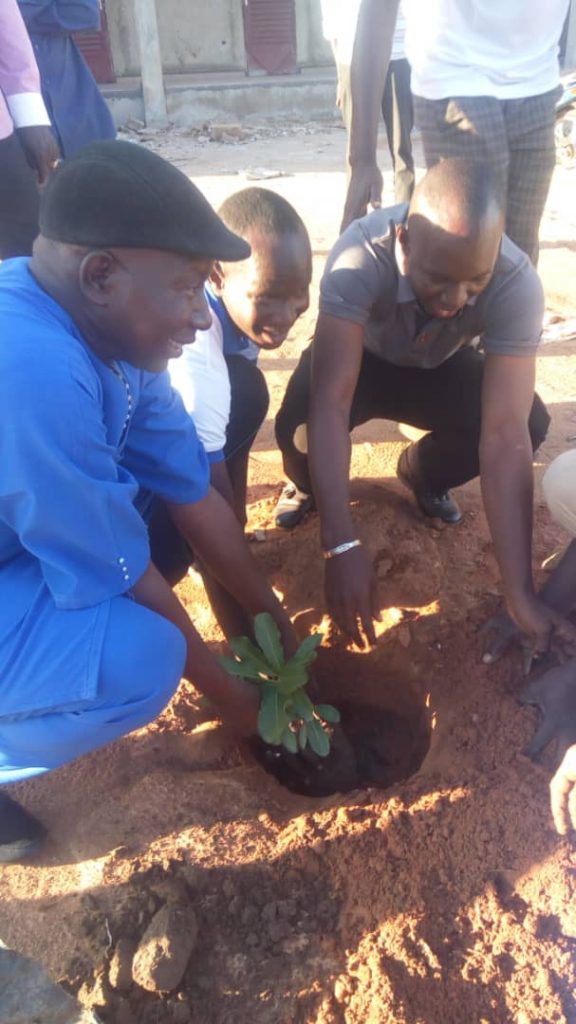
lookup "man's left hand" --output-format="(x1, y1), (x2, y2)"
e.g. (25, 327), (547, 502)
(520, 659), (576, 833)
(520, 658), (576, 759)
(508, 596), (576, 663)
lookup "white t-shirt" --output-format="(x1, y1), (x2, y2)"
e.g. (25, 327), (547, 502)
(404, 0), (568, 100)
(320, 0), (406, 65)
(168, 313), (231, 461)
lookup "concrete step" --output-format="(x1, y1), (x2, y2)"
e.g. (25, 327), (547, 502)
(103, 66), (338, 128)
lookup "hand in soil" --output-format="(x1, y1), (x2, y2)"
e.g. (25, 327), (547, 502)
(481, 604), (576, 673)
(481, 610), (528, 668)
(520, 657), (576, 761)
(511, 597), (576, 663)
(324, 545), (381, 648)
(250, 724), (359, 797)
(550, 744), (576, 835)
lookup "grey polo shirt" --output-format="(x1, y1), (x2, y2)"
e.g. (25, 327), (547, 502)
(319, 205), (544, 369)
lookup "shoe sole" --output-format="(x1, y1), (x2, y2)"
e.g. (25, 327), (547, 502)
(275, 497), (314, 530)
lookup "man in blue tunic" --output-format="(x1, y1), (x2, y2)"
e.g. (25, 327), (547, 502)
(0, 141), (297, 862)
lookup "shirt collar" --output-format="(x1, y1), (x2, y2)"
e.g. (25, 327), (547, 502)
(204, 282), (251, 354)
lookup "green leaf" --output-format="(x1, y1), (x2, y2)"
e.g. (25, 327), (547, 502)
(229, 636), (276, 676)
(290, 632), (323, 666)
(258, 685), (286, 745)
(315, 703), (341, 724)
(254, 613), (285, 674)
(289, 689), (315, 722)
(282, 727), (298, 754)
(307, 718), (330, 758)
(298, 722), (308, 751)
(276, 661), (309, 695)
(218, 655), (265, 682)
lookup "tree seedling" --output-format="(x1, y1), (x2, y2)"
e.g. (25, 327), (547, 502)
(219, 612), (340, 756)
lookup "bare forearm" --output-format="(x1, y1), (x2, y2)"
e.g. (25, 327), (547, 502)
(167, 490), (296, 654)
(348, 0), (399, 166)
(480, 431), (535, 607)
(130, 562), (247, 708)
(309, 404), (356, 549)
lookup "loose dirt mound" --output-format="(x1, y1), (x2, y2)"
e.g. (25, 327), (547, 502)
(1, 133), (576, 1024)
(3, 390), (576, 1023)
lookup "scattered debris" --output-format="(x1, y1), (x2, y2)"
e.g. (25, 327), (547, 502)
(243, 167), (292, 180)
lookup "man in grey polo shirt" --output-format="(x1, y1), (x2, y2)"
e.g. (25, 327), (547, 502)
(275, 159), (576, 657)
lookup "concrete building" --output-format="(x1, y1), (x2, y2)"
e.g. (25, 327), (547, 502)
(76, 0), (336, 127)
(77, 0), (576, 128)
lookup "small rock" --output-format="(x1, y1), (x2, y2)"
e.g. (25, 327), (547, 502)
(109, 937), (137, 992)
(333, 977), (349, 1003)
(210, 123), (242, 141)
(252, 529), (267, 543)
(267, 919), (292, 943)
(132, 903), (199, 993)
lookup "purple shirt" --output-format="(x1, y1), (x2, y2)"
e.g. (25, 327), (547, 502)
(0, 0), (50, 141)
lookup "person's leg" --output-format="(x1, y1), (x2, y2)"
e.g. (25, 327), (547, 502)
(502, 89), (559, 264)
(0, 596), (186, 785)
(275, 346), (315, 497)
(0, 132), (39, 259)
(382, 58), (415, 203)
(224, 354), (269, 526)
(384, 348), (549, 493)
(275, 344), (549, 521)
(414, 94), (509, 186)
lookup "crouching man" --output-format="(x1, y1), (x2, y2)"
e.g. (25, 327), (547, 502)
(275, 159), (576, 660)
(0, 142), (295, 861)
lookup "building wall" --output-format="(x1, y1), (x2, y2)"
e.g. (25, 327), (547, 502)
(106, 0), (331, 78)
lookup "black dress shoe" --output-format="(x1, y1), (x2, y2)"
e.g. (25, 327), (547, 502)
(274, 482), (314, 529)
(397, 447), (463, 525)
(0, 792), (47, 863)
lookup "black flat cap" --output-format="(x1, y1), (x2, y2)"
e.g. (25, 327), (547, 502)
(39, 139), (251, 262)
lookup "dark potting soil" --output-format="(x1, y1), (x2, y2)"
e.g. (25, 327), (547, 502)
(249, 700), (431, 797)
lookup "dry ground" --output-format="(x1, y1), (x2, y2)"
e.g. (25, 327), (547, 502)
(1, 122), (576, 1024)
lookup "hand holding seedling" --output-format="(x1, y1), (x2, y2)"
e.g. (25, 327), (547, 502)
(520, 658), (576, 833)
(219, 613), (340, 756)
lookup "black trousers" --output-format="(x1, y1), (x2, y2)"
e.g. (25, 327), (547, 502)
(0, 132), (39, 259)
(149, 354), (269, 581)
(381, 58), (415, 204)
(224, 354), (269, 461)
(275, 344), (550, 496)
